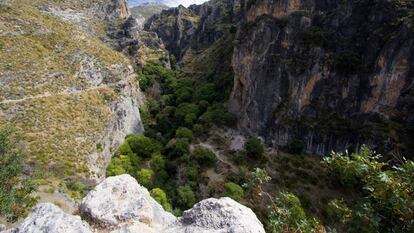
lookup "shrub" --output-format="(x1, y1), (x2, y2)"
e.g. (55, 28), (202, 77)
(176, 185), (196, 209)
(175, 103), (200, 124)
(193, 124), (204, 135)
(184, 113), (197, 127)
(150, 188), (172, 211)
(192, 146), (216, 167)
(137, 169), (154, 188)
(126, 135), (161, 158)
(244, 137), (264, 158)
(0, 128), (37, 222)
(323, 146), (414, 232)
(106, 155), (133, 177)
(287, 139), (305, 155)
(175, 87), (193, 104)
(199, 104), (236, 126)
(166, 138), (190, 158)
(224, 182), (244, 201)
(175, 127), (193, 140)
(268, 192), (321, 233)
(193, 83), (218, 103)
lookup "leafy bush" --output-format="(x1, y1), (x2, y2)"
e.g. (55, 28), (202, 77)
(175, 103), (200, 124)
(192, 146), (216, 167)
(176, 185), (196, 209)
(199, 104), (236, 126)
(245, 137), (265, 158)
(323, 146), (414, 232)
(175, 127), (193, 140)
(0, 128), (37, 222)
(137, 169), (154, 188)
(224, 182), (244, 201)
(192, 124), (204, 135)
(166, 138), (190, 158)
(287, 139), (305, 155)
(106, 155), (133, 177)
(126, 135), (161, 158)
(268, 192), (322, 233)
(150, 188), (172, 211)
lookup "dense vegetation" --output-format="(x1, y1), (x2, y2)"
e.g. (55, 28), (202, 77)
(107, 61), (414, 232)
(107, 61), (237, 214)
(0, 128), (37, 222)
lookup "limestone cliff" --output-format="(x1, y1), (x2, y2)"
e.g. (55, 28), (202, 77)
(230, 0), (414, 155)
(0, 0), (144, 182)
(146, 0), (414, 156)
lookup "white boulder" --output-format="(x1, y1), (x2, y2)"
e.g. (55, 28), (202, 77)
(15, 203), (91, 233)
(165, 197), (266, 233)
(80, 174), (176, 228)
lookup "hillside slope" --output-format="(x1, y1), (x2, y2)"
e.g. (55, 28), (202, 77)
(0, 0), (144, 183)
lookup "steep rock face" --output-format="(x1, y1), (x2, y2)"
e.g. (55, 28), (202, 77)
(146, 0), (414, 155)
(0, 0), (144, 182)
(229, 0), (414, 155)
(8, 175), (265, 233)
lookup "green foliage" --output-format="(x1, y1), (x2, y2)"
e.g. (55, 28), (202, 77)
(192, 124), (204, 135)
(245, 137), (265, 158)
(268, 192), (321, 233)
(175, 127), (193, 140)
(166, 138), (190, 158)
(287, 139), (305, 155)
(224, 182), (244, 201)
(175, 103), (200, 124)
(192, 146), (216, 167)
(126, 135), (161, 158)
(106, 155), (133, 177)
(137, 169), (154, 188)
(176, 185), (196, 209)
(64, 178), (88, 199)
(0, 128), (37, 222)
(243, 168), (271, 197)
(193, 83), (219, 103)
(199, 103), (236, 126)
(150, 188), (172, 211)
(323, 146), (414, 232)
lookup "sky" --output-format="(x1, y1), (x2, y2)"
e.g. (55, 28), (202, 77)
(128, 0), (209, 7)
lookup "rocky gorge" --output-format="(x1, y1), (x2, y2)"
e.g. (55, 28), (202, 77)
(144, 0), (414, 156)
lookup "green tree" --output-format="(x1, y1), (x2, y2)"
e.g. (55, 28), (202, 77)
(0, 128), (37, 222)
(126, 135), (161, 158)
(137, 169), (154, 188)
(244, 137), (265, 158)
(192, 146), (216, 167)
(176, 185), (196, 209)
(287, 139), (305, 155)
(175, 127), (193, 140)
(150, 188), (172, 211)
(224, 182), (244, 201)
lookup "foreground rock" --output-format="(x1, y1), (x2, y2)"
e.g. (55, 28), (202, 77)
(9, 175), (265, 233)
(14, 203), (91, 233)
(166, 198), (266, 233)
(80, 174), (176, 229)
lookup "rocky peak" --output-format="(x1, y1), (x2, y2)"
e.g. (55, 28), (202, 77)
(6, 175), (265, 233)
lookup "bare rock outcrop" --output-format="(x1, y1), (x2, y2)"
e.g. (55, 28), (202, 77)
(9, 175), (265, 233)
(80, 174), (176, 229)
(14, 203), (91, 233)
